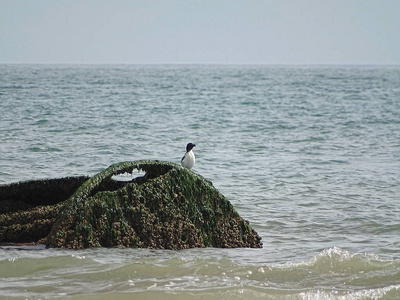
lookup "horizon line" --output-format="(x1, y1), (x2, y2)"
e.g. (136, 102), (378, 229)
(1, 62), (400, 67)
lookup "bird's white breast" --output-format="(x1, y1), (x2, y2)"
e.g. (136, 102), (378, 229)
(181, 150), (195, 169)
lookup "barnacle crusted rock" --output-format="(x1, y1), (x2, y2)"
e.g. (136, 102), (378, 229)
(1, 160), (262, 249)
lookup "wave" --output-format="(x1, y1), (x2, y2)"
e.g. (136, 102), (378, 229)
(0, 247), (399, 299)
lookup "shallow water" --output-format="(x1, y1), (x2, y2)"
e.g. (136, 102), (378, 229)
(1, 246), (400, 299)
(1, 64), (400, 299)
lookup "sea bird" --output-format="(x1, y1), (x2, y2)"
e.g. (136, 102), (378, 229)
(181, 143), (196, 169)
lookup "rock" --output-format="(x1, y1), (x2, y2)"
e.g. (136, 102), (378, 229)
(0, 177), (88, 244)
(1, 160), (262, 249)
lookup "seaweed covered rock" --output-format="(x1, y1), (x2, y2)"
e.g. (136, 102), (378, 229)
(0, 177), (89, 244)
(1, 160), (262, 249)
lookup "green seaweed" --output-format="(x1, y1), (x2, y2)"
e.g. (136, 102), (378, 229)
(1, 160), (262, 249)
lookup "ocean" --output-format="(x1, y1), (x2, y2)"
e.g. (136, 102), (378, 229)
(0, 64), (400, 299)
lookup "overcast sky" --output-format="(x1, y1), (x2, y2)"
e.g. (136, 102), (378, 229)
(1, 0), (399, 64)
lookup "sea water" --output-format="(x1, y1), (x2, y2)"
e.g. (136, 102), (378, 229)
(1, 64), (400, 299)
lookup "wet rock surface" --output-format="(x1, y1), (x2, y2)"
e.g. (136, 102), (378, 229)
(1, 160), (262, 249)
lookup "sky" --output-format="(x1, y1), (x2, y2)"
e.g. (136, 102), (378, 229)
(1, 0), (399, 65)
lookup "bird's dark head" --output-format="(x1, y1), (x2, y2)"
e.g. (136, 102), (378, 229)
(186, 143), (196, 152)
